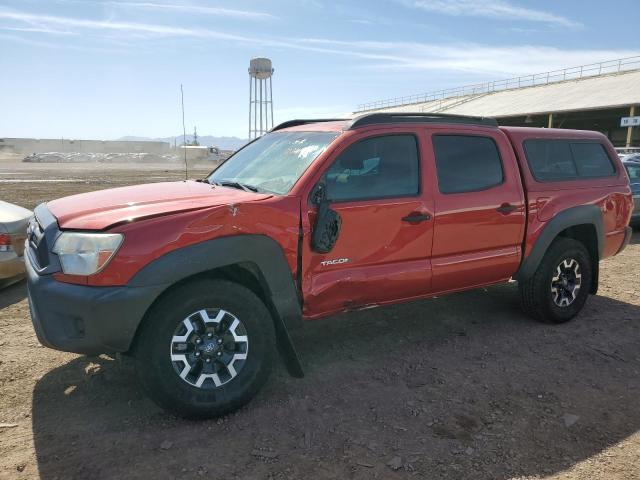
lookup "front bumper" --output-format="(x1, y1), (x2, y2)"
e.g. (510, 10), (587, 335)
(26, 248), (167, 355)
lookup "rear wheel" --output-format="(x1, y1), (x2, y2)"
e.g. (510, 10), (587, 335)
(519, 237), (592, 323)
(134, 279), (276, 419)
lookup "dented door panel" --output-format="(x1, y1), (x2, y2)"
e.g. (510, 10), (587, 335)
(301, 198), (434, 317)
(300, 128), (435, 318)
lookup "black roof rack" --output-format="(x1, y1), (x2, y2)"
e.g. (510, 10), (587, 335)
(270, 118), (349, 132)
(269, 113), (498, 133)
(349, 112), (498, 128)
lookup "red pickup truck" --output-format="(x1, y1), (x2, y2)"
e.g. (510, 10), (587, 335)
(26, 113), (633, 418)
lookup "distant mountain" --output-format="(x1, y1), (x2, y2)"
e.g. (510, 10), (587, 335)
(118, 135), (248, 151)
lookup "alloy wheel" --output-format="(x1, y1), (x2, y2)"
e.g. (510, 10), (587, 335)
(550, 258), (582, 307)
(169, 309), (249, 389)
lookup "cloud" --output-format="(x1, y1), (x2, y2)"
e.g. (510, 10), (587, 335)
(348, 18), (375, 26)
(0, 9), (251, 41)
(103, 2), (277, 21)
(296, 0), (323, 9)
(2, 8), (635, 79)
(0, 33), (124, 52)
(296, 38), (638, 76)
(401, 0), (581, 28)
(0, 9), (403, 56)
(0, 26), (79, 35)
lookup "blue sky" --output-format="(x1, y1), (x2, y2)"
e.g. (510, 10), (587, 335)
(1, 0), (638, 139)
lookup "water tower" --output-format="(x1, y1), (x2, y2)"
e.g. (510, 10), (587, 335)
(248, 57), (274, 140)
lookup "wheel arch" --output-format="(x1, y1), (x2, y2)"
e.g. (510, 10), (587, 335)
(515, 205), (603, 294)
(127, 235), (304, 377)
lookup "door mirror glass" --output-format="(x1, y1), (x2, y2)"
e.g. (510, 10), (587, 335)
(311, 201), (341, 254)
(311, 182), (341, 253)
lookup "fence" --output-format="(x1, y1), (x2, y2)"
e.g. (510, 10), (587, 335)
(356, 56), (640, 113)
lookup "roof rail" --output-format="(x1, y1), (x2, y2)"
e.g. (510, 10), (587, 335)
(269, 113), (498, 133)
(270, 118), (349, 132)
(349, 112), (498, 128)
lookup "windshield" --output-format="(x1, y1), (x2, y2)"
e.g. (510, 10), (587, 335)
(208, 131), (339, 195)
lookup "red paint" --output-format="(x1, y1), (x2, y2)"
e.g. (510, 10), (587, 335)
(82, 196), (300, 287)
(46, 121), (633, 320)
(501, 127), (632, 260)
(48, 181), (272, 230)
(426, 126), (526, 292)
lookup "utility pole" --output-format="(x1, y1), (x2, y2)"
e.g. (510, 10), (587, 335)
(626, 105), (637, 148)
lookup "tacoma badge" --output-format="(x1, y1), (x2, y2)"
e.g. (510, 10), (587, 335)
(320, 258), (350, 266)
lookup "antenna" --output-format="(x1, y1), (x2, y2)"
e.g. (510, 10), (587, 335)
(180, 84), (188, 180)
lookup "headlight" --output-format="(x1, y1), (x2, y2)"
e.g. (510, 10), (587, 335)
(52, 232), (123, 275)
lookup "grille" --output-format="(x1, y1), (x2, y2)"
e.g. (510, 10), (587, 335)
(27, 217), (50, 269)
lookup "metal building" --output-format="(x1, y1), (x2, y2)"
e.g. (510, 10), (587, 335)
(355, 57), (640, 148)
(248, 57), (274, 140)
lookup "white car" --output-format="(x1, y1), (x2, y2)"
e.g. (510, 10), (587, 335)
(0, 201), (32, 288)
(620, 153), (640, 162)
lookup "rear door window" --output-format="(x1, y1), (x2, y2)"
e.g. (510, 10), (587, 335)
(524, 139), (615, 181)
(432, 135), (504, 194)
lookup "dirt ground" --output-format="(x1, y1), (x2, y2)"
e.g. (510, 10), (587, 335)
(1, 161), (639, 480)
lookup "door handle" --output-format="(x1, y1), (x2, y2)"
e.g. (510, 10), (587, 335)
(496, 203), (517, 214)
(402, 213), (432, 223)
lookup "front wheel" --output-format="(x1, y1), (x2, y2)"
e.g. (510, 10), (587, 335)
(519, 237), (592, 323)
(134, 279), (276, 419)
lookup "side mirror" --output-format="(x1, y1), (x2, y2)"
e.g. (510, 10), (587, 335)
(310, 182), (326, 206)
(310, 182), (341, 253)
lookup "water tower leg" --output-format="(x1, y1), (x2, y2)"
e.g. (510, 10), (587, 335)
(269, 76), (274, 131)
(264, 78), (268, 131)
(248, 75), (252, 140)
(261, 79), (265, 136)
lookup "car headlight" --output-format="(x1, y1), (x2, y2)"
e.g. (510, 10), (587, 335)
(52, 232), (123, 275)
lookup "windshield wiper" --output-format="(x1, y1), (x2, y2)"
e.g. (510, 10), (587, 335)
(213, 180), (259, 192)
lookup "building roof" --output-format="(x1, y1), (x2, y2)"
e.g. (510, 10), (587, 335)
(359, 69), (640, 118)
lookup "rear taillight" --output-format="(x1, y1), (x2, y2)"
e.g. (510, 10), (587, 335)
(0, 234), (12, 252)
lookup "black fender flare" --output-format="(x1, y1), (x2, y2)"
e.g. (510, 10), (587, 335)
(514, 205), (604, 285)
(129, 234), (304, 377)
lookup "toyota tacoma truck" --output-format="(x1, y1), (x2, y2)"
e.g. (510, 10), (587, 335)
(25, 113), (634, 418)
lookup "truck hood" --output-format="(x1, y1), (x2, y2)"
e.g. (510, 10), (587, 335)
(47, 180), (272, 230)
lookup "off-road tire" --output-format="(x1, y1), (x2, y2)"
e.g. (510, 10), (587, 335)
(519, 237), (592, 323)
(134, 279), (276, 419)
